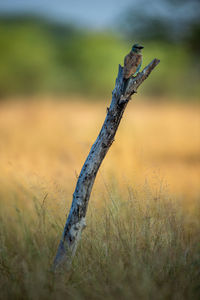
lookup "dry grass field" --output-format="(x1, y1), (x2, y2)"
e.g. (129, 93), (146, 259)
(0, 98), (200, 299)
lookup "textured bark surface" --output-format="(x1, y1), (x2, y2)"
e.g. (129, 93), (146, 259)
(53, 58), (160, 271)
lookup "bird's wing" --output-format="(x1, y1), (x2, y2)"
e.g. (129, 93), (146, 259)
(135, 58), (142, 75)
(123, 54), (133, 79)
(123, 53), (142, 79)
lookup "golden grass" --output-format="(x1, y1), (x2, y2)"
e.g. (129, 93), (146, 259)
(0, 98), (199, 205)
(0, 97), (200, 299)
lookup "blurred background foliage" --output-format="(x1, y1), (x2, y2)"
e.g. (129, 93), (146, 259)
(0, 0), (200, 100)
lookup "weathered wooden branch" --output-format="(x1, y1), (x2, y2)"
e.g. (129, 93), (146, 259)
(53, 58), (160, 271)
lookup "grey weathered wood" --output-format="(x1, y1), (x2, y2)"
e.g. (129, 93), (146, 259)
(53, 58), (160, 271)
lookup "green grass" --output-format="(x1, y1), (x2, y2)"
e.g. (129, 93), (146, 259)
(0, 183), (199, 300)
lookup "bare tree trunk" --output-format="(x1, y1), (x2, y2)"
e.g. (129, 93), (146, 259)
(53, 58), (160, 271)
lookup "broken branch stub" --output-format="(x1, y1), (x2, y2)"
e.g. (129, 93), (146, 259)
(53, 58), (160, 271)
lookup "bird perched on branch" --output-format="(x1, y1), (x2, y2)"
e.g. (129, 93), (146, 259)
(123, 44), (144, 79)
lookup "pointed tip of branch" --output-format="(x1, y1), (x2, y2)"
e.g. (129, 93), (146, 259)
(118, 64), (123, 76)
(115, 64), (124, 87)
(152, 58), (160, 67)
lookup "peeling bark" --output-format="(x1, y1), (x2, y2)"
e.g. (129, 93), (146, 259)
(53, 58), (160, 271)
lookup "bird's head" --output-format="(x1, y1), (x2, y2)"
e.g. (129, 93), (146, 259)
(132, 44), (144, 53)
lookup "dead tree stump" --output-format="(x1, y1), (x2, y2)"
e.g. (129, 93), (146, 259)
(53, 58), (160, 271)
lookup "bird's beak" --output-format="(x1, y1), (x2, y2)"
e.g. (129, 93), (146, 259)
(138, 45), (144, 49)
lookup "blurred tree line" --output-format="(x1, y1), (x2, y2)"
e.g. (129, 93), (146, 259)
(121, 0), (200, 51)
(0, 16), (127, 99)
(0, 0), (199, 100)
